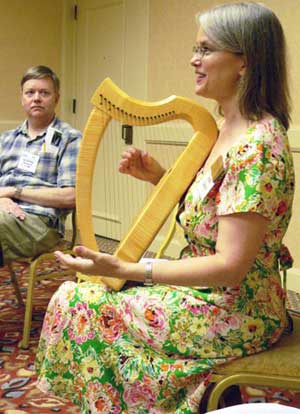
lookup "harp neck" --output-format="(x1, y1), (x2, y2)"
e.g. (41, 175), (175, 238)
(91, 77), (216, 134)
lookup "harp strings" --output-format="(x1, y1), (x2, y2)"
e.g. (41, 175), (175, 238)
(143, 118), (194, 258)
(96, 114), (193, 258)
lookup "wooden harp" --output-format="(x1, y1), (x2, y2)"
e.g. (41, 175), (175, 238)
(76, 78), (218, 291)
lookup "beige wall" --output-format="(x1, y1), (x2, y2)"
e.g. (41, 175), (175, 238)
(148, 0), (300, 128)
(0, 0), (63, 128)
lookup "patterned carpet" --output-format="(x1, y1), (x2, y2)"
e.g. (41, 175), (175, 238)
(0, 237), (300, 413)
(0, 261), (79, 413)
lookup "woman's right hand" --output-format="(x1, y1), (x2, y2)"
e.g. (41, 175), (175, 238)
(118, 147), (165, 185)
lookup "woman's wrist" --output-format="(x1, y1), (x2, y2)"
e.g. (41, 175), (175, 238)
(120, 261), (147, 283)
(149, 168), (166, 185)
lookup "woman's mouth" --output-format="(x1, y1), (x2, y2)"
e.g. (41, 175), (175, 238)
(196, 74), (206, 84)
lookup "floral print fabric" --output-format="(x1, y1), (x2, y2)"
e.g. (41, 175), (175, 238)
(35, 117), (294, 414)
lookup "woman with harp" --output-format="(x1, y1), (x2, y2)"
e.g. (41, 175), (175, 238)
(36, 2), (294, 413)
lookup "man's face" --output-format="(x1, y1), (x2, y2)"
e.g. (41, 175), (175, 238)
(21, 77), (59, 123)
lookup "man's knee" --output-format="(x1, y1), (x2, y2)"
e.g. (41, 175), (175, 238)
(0, 210), (18, 233)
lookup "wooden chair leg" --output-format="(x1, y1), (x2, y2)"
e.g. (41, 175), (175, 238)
(19, 259), (39, 349)
(7, 263), (24, 307)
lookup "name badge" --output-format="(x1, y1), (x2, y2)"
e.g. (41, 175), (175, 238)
(197, 156), (225, 201)
(198, 169), (214, 200)
(44, 127), (62, 154)
(18, 152), (39, 173)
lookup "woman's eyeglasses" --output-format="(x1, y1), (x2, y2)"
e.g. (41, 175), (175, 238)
(192, 45), (216, 59)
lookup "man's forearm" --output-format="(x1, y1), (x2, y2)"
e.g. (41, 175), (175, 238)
(1, 186), (75, 209)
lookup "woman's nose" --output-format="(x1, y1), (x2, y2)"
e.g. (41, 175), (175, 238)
(190, 54), (201, 66)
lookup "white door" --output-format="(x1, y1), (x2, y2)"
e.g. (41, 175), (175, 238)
(75, 0), (149, 241)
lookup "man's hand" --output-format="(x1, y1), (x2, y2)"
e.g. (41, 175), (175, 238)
(0, 198), (26, 220)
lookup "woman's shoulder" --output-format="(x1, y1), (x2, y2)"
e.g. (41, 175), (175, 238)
(225, 115), (292, 171)
(260, 115), (292, 155)
(251, 114), (287, 141)
(240, 114), (290, 160)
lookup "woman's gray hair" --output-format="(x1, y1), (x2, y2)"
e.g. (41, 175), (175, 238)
(197, 2), (291, 129)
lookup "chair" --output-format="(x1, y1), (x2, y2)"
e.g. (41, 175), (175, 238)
(8, 210), (77, 349)
(206, 309), (300, 411)
(156, 212), (300, 412)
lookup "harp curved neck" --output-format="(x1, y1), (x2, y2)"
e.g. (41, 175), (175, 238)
(91, 77), (216, 134)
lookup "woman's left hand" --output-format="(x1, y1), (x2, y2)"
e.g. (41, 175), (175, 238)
(54, 245), (124, 278)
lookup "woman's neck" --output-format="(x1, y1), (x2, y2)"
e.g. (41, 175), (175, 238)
(217, 95), (252, 140)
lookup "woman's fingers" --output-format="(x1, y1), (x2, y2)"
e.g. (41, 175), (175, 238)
(73, 245), (104, 261)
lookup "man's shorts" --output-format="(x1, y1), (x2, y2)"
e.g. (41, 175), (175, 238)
(0, 210), (61, 264)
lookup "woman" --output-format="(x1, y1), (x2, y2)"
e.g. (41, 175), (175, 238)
(35, 2), (294, 413)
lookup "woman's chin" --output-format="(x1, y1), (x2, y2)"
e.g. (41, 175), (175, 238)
(195, 85), (207, 97)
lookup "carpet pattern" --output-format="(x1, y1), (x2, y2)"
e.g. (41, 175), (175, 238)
(0, 259), (80, 413)
(0, 238), (300, 413)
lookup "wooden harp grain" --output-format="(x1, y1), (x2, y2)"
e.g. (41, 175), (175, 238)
(76, 78), (218, 290)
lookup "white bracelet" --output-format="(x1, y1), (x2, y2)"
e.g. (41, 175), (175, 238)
(144, 261), (153, 287)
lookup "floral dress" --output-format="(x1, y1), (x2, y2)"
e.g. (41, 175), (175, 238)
(35, 117), (294, 414)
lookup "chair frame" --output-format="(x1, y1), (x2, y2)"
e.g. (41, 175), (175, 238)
(8, 210), (77, 349)
(207, 372), (300, 411)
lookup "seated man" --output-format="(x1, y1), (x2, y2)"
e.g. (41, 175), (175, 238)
(0, 65), (81, 266)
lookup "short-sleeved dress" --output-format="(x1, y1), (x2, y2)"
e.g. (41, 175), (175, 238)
(35, 117), (294, 414)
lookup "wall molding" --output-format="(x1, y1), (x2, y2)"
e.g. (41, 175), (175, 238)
(289, 126), (300, 151)
(286, 268), (300, 294)
(0, 120), (22, 133)
(92, 210), (121, 225)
